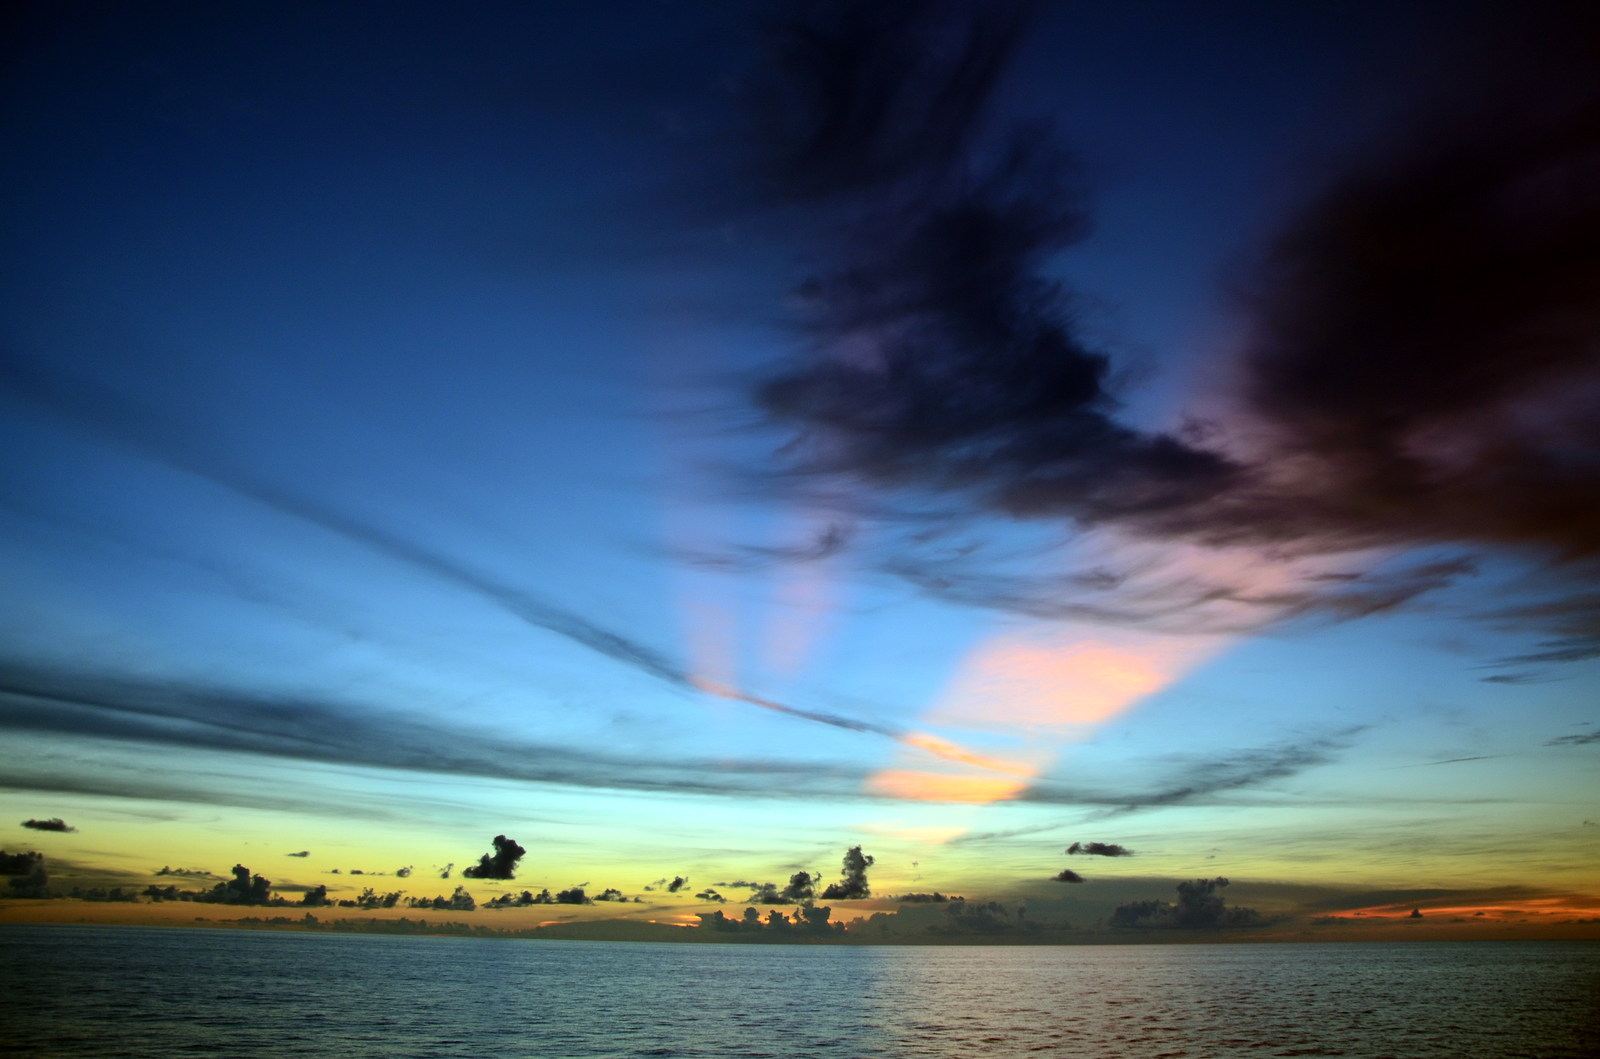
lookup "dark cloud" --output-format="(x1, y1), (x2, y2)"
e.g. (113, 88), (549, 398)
(154, 866), (222, 880)
(1545, 728), (1600, 747)
(746, 870), (817, 905)
(745, 1), (1238, 540)
(396, 865), (413, 878)
(666, 875), (688, 893)
(1233, 8), (1600, 563)
(462, 835), (527, 880)
(595, 887), (626, 902)
(895, 891), (959, 903)
(1110, 877), (1265, 929)
(349, 887), (403, 910)
(1066, 841), (1132, 857)
(818, 845), (873, 900)
(1052, 869), (1084, 884)
(694, 904), (843, 936)
(21, 818), (75, 833)
(694, 888), (725, 903)
(184, 864), (275, 906)
(286, 850), (310, 858)
(408, 885), (476, 911)
(438, 863), (454, 879)
(727, 1), (1600, 651)
(1030, 728), (1363, 813)
(4, 851), (49, 899)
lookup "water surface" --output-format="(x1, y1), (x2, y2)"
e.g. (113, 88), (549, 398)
(3, 925), (1595, 1057)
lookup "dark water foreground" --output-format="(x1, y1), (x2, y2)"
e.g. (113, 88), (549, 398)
(2, 924), (1595, 1057)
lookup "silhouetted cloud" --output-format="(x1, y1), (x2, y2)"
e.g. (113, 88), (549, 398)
(695, 888), (725, 903)
(286, 850), (310, 858)
(694, 904), (844, 936)
(0, 851), (43, 875)
(1545, 728), (1600, 747)
(747, 870), (817, 904)
(818, 845), (873, 900)
(1052, 869), (1084, 883)
(3, 851), (49, 898)
(408, 885), (476, 911)
(396, 865), (413, 878)
(595, 887), (626, 902)
(1110, 877), (1264, 929)
(462, 835), (527, 880)
(1066, 841), (1132, 857)
(155, 865), (222, 880)
(187, 864), (275, 906)
(21, 818), (75, 833)
(895, 891), (959, 903)
(666, 875), (688, 893)
(438, 863), (454, 879)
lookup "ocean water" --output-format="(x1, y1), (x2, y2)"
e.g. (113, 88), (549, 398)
(1, 925), (1595, 1058)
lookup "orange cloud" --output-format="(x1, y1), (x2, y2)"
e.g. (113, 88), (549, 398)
(1333, 896), (1600, 921)
(931, 632), (1215, 734)
(901, 732), (1037, 775)
(867, 770), (1032, 804)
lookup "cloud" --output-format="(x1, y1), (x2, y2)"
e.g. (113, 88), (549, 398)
(409, 886), (477, 911)
(21, 818), (75, 833)
(723, 1), (1600, 653)
(895, 892), (960, 903)
(396, 865), (413, 878)
(438, 863), (454, 879)
(286, 850), (310, 858)
(744, 1), (1237, 539)
(3, 851), (49, 898)
(1066, 841), (1133, 857)
(0, 660), (889, 803)
(695, 905), (844, 936)
(154, 865), (223, 880)
(1052, 869), (1084, 884)
(0, 659), (1358, 809)
(1027, 728), (1363, 812)
(1110, 877), (1265, 929)
(0, 851), (44, 875)
(462, 835), (527, 880)
(746, 871), (818, 905)
(0, 348), (922, 748)
(666, 875), (688, 894)
(1545, 729), (1600, 747)
(818, 845), (873, 900)
(694, 888), (725, 903)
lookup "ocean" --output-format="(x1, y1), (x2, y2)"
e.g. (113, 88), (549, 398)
(2, 925), (1595, 1057)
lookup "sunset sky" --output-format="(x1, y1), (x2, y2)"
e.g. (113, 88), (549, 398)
(3, 1), (1596, 938)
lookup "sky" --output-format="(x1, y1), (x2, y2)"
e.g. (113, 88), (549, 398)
(2, 0), (1597, 940)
